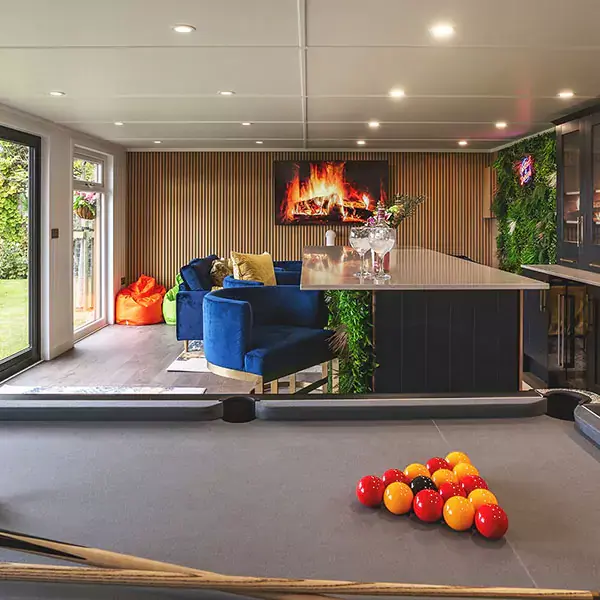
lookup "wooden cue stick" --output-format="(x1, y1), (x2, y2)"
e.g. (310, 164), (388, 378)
(0, 529), (332, 600)
(0, 563), (597, 600)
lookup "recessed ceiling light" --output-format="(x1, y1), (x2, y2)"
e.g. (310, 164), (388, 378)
(368, 121), (380, 128)
(458, 140), (468, 146)
(389, 89), (405, 98)
(114, 121), (124, 126)
(558, 90), (575, 99)
(49, 91), (65, 97)
(172, 24), (196, 33)
(154, 140), (162, 144)
(241, 122), (252, 126)
(218, 90), (235, 96)
(495, 121), (507, 129)
(429, 23), (455, 39)
(256, 140), (263, 144)
(357, 140), (366, 146)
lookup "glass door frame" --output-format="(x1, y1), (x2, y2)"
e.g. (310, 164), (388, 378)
(582, 112), (600, 269)
(0, 124), (41, 381)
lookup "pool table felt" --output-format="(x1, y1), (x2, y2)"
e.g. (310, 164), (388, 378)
(0, 416), (599, 600)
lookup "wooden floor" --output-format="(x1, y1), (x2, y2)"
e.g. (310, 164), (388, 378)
(1, 324), (254, 394)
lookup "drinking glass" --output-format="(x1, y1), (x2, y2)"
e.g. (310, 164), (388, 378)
(349, 227), (372, 278)
(368, 227), (395, 280)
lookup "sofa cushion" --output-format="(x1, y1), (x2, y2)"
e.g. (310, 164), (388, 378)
(231, 251), (276, 286)
(244, 325), (333, 380)
(180, 254), (218, 291)
(210, 258), (233, 287)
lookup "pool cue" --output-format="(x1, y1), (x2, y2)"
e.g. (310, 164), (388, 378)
(0, 529), (332, 600)
(0, 563), (597, 600)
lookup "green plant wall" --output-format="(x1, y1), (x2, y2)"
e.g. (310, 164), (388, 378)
(492, 131), (557, 272)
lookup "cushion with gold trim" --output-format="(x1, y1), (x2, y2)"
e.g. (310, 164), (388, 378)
(230, 251), (277, 286)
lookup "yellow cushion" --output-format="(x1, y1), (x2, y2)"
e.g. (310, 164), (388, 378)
(230, 251), (277, 286)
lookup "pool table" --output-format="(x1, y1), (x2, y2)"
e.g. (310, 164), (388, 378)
(0, 413), (599, 599)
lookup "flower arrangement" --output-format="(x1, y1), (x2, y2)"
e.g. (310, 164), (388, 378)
(73, 192), (97, 220)
(367, 193), (425, 229)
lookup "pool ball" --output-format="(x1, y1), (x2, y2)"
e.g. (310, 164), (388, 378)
(383, 482), (413, 515)
(445, 451), (471, 469)
(475, 504), (509, 540)
(438, 481), (466, 503)
(460, 475), (489, 496)
(425, 457), (451, 475)
(410, 475), (436, 495)
(443, 496), (475, 531)
(413, 489), (444, 523)
(453, 462), (479, 482)
(468, 489), (498, 512)
(432, 468), (457, 488)
(356, 475), (385, 507)
(382, 468), (410, 487)
(403, 463), (431, 482)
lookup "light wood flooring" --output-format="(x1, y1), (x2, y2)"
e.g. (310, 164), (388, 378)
(2, 324), (254, 394)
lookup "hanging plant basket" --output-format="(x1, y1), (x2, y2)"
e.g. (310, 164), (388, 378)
(74, 205), (96, 220)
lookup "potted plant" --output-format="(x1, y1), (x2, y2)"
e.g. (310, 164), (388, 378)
(367, 193), (425, 229)
(73, 192), (97, 220)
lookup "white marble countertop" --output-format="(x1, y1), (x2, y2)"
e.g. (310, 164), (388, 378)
(523, 264), (600, 287)
(301, 246), (549, 291)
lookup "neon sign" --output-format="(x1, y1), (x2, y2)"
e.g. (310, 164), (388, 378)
(519, 155), (534, 186)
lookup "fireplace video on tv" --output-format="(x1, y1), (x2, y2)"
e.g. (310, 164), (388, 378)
(275, 160), (388, 224)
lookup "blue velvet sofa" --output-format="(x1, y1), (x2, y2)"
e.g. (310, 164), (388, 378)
(203, 286), (335, 393)
(176, 257), (303, 345)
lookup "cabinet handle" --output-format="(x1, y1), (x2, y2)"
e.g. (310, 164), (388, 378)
(580, 215), (585, 245)
(539, 289), (547, 312)
(557, 293), (564, 367)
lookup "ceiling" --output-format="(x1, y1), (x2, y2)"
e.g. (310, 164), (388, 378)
(0, 0), (597, 152)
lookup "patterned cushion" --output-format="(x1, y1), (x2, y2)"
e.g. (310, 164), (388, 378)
(230, 251), (276, 286)
(210, 258), (233, 287)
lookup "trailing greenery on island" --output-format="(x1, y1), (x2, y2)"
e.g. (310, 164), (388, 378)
(492, 131), (557, 273)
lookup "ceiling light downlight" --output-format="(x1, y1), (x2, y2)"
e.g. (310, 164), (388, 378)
(495, 121), (507, 129)
(356, 140), (366, 146)
(558, 90), (575, 99)
(389, 89), (405, 98)
(429, 23), (455, 39)
(255, 140), (263, 144)
(172, 24), (196, 33)
(154, 140), (162, 144)
(241, 122), (252, 126)
(368, 121), (380, 128)
(218, 90), (235, 96)
(49, 91), (65, 97)
(458, 140), (468, 146)
(114, 121), (124, 126)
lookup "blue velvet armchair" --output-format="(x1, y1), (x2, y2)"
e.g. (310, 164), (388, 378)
(203, 286), (335, 393)
(176, 258), (303, 346)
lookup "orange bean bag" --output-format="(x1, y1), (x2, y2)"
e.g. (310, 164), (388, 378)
(116, 275), (166, 326)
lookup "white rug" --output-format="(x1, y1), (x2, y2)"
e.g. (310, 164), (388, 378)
(0, 385), (206, 394)
(167, 341), (210, 373)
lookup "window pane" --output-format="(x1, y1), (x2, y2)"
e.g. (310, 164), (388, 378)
(73, 191), (100, 329)
(73, 158), (102, 184)
(0, 138), (30, 362)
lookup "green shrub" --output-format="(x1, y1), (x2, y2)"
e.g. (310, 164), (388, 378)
(0, 240), (28, 279)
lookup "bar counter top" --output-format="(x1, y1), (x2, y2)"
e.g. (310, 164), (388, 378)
(300, 246), (549, 291)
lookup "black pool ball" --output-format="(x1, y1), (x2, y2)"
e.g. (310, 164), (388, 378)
(409, 475), (436, 495)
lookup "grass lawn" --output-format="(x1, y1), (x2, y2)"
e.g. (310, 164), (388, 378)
(0, 279), (28, 360)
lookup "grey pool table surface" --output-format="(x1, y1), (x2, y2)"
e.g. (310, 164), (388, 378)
(0, 415), (599, 599)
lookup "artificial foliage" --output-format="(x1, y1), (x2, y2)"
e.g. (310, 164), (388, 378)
(492, 131), (557, 272)
(326, 290), (375, 393)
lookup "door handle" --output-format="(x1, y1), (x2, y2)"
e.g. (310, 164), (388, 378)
(557, 293), (565, 368)
(539, 289), (547, 312)
(580, 215), (585, 245)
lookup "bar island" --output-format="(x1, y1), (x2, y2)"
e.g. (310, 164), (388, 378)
(301, 246), (548, 394)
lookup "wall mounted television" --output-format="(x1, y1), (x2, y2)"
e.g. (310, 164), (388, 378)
(274, 160), (388, 225)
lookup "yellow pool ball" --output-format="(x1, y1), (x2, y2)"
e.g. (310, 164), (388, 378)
(445, 451), (471, 469)
(443, 496), (475, 531)
(453, 462), (479, 482)
(403, 463), (430, 482)
(383, 482), (414, 515)
(468, 488), (498, 511)
(432, 468), (457, 487)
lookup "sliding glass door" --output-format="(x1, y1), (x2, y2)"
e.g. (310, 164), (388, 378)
(0, 125), (40, 380)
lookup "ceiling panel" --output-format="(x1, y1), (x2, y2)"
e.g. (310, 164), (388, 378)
(307, 122), (548, 141)
(75, 122), (303, 141)
(11, 97), (303, 123)
(125, 139), (304, 149)
(307, 47), (600, 97)
(306, 96), (580, 124)
(0, 47), (300, 96)
(0, 0), (299, 47)
(307, 140), (498, 151)
(307, 0), (600, 48)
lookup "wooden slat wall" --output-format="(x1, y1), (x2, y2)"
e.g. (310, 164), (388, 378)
(128, 151), (493, 287)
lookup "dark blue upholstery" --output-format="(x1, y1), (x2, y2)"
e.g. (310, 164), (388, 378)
(203, 286), (333, 382)
(180, 254), (218, 291)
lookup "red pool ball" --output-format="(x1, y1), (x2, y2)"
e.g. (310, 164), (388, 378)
(382, 468), (409, 487)
(461, 475), (489, 496)
(426, 457), (451, 475)
(413, 489), (444, 523)
(438, 481), (466, 504)
(475, 504), (509, 540)
(356, 475), (385, 508)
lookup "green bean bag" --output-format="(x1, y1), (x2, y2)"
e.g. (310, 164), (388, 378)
(162, 273), (183, 325)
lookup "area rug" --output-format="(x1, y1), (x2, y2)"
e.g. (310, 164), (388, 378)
(167, 341), (210, 373)
(0, 385), (206, 394)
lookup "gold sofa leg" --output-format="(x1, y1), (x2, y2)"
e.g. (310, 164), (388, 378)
(184, 340), (189, 353)
(289, 373), (297, 394)
(271, 379), (279, 394)
(321, 362), (329, 393)
(253, 377), (264, 394)
(331, 358), (339, 393)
